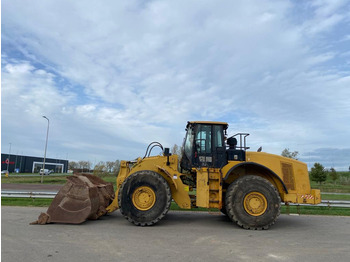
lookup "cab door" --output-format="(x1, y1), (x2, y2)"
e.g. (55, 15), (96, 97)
(194, 124), (213, 167)
(212, 125), (227, 168)
(194, 124), (227, 168)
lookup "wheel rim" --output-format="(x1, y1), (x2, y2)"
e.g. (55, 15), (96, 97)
(243, 192), (268, 216)
(132, 186), (156, 211)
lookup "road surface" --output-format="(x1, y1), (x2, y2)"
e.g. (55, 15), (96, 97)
(1, 206), (349, 262)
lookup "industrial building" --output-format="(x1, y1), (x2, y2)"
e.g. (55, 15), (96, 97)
(1, 153), (68, 174)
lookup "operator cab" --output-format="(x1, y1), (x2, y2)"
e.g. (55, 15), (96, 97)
(180, 121), (228, 171)
(180, 121), (249, 171)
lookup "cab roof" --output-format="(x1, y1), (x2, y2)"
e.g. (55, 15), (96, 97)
(187, 121), (228, 130)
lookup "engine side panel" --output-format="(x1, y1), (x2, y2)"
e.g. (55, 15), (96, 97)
(222, 152), (321, 204)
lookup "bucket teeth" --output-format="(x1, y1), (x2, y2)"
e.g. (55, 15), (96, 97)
(31, 174), (115, 225)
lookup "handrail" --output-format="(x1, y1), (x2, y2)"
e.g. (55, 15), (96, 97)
(143, 142), (164, 159)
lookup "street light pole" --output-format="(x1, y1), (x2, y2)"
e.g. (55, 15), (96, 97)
(41, 116), (50, 184)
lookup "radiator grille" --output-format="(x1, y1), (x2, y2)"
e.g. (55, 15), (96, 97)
(281, 162), (295, 190)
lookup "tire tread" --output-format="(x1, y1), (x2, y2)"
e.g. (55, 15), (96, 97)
(225, 175), (281, 230)
(118, 170), (171, 226)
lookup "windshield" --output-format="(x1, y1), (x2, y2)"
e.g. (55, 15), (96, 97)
(195, 124), (212, 154)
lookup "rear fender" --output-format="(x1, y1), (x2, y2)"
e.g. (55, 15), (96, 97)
(223, 162), (288, 195)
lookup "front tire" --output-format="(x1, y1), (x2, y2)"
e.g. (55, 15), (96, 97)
(118, 171), (172, 226)
(225, 175), (281, 230)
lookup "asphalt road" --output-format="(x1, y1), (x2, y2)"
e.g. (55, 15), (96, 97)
(1, 207), (350, 262)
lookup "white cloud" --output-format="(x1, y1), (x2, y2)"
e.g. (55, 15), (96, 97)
(2, 0), (350, 169)
(311, 0), (348, 18)
(2, 58), (69, 117)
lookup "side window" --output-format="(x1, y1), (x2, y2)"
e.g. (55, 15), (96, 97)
(214, 125), (223, 148)
(184, 128), (194, 158)
(195, 125), (212, 154)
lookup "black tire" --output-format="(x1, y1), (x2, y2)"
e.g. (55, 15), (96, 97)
(220, 192), (227, 216)
(220, 206), (227, 216)
(225, 175), (281, 230)
(118, 170), (172, 226)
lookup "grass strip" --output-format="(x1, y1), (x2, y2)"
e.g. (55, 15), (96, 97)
(321, 194), (350, 201)
(280, 205), (350, 216)
(311, 182), (350, 193)
(2, 197), (53, 207)
(1, 176), (69, 184)
(1, 174), (117, 185)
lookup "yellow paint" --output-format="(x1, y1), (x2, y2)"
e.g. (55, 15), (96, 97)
(247, 152), (319, 202)
(221, 151), (321, 204)
(107, 154), (191, 212)
(196, 168), (209, 207)
(196, 168), (222, 209)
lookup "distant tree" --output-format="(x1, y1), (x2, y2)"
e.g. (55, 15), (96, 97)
(171, 144), (179, 155)
(106, 161), (114, 173)
(68, 161), (78, 170)
(78, 161), (92, 172)
(329, 167), (338, 184)
(310, 163), (327, 184)
(86, 161), (92, 170)
(93, 161), (107, 177)
(281, 148), (299, 160)
(171, 144), (183, 159)
(78, 161), (85, 170)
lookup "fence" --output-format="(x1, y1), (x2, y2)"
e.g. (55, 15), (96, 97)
(2, 191), (57, 199)
(2, 190), (350, 208)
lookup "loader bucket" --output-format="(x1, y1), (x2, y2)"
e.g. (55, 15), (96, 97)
(31, 174), (115, 225)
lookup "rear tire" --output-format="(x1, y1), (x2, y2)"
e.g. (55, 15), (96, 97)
(118, 171), (172, 226)
(220, 192), (228, 216)
(225, 175), (281, 230)
(220, 206), (228, 216)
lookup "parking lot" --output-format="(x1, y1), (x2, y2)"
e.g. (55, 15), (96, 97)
(2, 206), (350, 262)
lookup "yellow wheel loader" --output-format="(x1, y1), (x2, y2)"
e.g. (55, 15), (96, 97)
(33, 121), (321, 230)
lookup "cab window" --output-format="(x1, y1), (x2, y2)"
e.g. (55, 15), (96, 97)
(184, 128), (194, 158)
(195, 125), (212, 154)
(214, 125), (223, 148)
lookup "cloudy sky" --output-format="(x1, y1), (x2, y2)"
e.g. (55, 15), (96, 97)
(2, 0), (350, 170)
